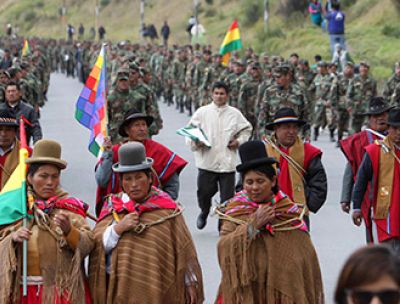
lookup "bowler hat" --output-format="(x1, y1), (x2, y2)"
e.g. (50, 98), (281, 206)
(362, 97), (394, 116)
(0, 109), (18, 127)
(387, 107), (400, 127)
(112, 142), (154, 173)
(25, 139), (67, 169)
(236, 140), (278, 173)
(118, 109), (154, 137)
(265, 107), (306, 130)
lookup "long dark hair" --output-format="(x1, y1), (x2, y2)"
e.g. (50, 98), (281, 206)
(334, 245), (400, 304)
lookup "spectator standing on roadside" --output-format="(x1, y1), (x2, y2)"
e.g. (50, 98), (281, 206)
(161, 21), (170, 47)
(326, 2), (346, 54)
(309, 0), (323, 26)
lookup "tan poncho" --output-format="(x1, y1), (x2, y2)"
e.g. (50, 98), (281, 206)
(89, 209), (204, 304)
(0, 192), (94, 304)
(216, 192), (324, 304)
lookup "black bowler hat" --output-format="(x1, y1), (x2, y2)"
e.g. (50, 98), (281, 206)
(0, 109), (18, 127)
(118, 109), (154, 137)
(265, 107), (306, 130)
(387, 107), (400, 127)
(362, 97), (394, 116)
(236, 140), (278, 173)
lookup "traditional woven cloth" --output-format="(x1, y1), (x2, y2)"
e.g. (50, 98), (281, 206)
(216, 191), (324, 304)
(0, 190), (94, 304)
(89, 190), (204, 304)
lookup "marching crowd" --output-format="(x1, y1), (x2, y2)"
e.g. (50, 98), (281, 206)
(0, 35), (400, 303)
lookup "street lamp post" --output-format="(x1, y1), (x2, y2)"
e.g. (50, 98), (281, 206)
(140, 0), (145, 42)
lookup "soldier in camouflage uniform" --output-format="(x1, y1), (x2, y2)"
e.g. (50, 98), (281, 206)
(258, 64), (307, 139)
(383, 62), (400, 107)
(0, 71), (9, 103)
(238, 62), (263, 137)
(225, 59), (245, 108)
(107, 69), (131, 143)
(160, 49), (174, 106)
(335, 62), (354, 142)
(308, 61), (335, 141)
(346, 61), (377, 133)
(296, 60), (315, 90)
(200, 53), (225, 106)
(185, 52), (202, 116)
(128, 63), (162, 136)
(192, 50), (211, 109)
(171, 48), (187, 113)
(139, 67), (163, 134)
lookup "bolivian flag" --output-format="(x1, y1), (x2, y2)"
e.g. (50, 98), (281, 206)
(220, 19), (243, 66)
(21, 39), (30, 57)
(0, 119), (29, 225)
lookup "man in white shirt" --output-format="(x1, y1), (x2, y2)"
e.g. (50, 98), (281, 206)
(187, 81), (252, 229)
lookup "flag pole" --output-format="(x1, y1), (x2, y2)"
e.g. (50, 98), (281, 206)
(19, 118), (28, 296)
(102, 43), (109, 137)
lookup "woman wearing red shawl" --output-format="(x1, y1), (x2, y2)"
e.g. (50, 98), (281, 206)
(0, 139), (94, 304)
(89, 142), (204, 304)
(215, 140), (324, 304)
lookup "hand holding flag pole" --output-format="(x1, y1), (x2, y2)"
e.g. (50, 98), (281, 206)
(19, 117), (29, 297)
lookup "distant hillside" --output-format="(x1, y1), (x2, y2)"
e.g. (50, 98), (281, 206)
(1, 0), (400, 81)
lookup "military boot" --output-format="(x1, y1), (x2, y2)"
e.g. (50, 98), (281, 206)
(313, 127), (319, 141)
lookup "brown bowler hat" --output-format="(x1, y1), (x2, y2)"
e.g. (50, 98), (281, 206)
(25, 139), (67, 169)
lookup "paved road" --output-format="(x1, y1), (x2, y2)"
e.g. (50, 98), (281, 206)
(42, 73), (365, 303)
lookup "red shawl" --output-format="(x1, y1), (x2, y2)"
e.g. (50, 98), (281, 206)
(95, 139), (187, 216)
(98, 186), (178, 221)
(366, 143), (400, 242)
(278, 142), (322, 201)
(340, 130), (379, 234)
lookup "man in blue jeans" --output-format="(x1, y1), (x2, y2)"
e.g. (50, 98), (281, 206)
(326, 2), (346, 54)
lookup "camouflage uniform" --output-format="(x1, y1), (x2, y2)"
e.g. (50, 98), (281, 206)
(259, 82), (307, 139)
(308, 63), (335, 139)
(335, 73), (353, 140)
(171, 53), (187, 113)
(200, 60), (225, 106)
(192, 58), (209, 109)
(346, 64), (377, 133)
(383, 74), (400, 107)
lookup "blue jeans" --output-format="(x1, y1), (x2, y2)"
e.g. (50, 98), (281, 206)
(330, 34), (346, 54)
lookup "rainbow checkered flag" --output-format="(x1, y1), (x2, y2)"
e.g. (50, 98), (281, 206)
(75, 45), (108, 157)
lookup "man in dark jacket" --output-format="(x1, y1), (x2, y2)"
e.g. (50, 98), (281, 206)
(263, 107), (328, 229)
(161, 21), (170, 47)
(0, 81), (42, 145)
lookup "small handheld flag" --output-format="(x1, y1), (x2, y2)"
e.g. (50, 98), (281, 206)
(219, 19), (243, 66)
(75, 45), (108, 157)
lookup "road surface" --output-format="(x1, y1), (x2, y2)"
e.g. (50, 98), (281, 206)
(41, 72), (365, 303)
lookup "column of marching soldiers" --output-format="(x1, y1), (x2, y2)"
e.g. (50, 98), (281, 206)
(1, 38), (400, 145)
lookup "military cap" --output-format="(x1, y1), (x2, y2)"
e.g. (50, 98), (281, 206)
(299, 59), (309, 66)
(359, 61), (370, 68)
(194, 52), (202, 58)
(139, 67), (149, 77)
(234, 59), (246, 66)
(250, 62), (262, 69)
(345, 62), (354, 68)
(328, 62), (337, 68)
(129, 62), (140, 71)
(117, 68), (129, 80)
(20, 62), (29, 70)
(317, 61), (328, 67)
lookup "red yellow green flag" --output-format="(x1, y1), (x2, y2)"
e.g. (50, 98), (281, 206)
(219, 19), (243, 66)
(21, 39), (30, 57)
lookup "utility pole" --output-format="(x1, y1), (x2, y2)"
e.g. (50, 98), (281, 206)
(140, 0), (145, 42)
(95, 0), (100, 33)
(264, 0), (269, 33)
(194, 0), (199, 41)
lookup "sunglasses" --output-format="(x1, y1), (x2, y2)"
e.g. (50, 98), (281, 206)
(346, 289), (400, 304)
